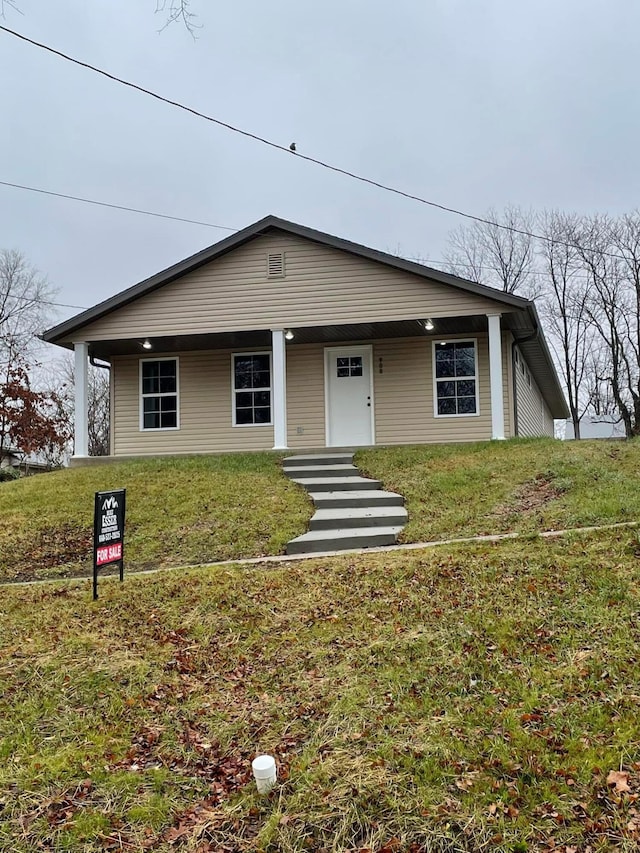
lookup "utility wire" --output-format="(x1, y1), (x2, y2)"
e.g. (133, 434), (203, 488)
(1, 289), (87, 310)
(0, 180), (236, 232)
(1, 176), (596, 285)
(0, 23), (629, 262)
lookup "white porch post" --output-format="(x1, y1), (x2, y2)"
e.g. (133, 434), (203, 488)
(73, 341), (89, 457)
(271, 329), (288, 450)
(487, 314), (505, 440)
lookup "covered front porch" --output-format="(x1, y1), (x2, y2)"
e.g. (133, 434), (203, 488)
(71, 312), (514, 460)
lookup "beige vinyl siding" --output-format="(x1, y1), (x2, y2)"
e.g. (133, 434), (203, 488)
(374, 335), (510, 445)
(286, 344), (326, 448)
(66, 233), (510, 343)
(112, 336), (514, 455)
(515, 348), (554, 437)
(113, 351), (274, 456)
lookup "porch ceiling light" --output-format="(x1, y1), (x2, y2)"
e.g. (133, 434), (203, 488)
(142, 339), (153, 350)
(284, 329), (294, 341)
(423, 318), (434, 331)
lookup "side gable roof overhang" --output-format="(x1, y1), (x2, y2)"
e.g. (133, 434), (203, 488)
(42, 215), (569, 418)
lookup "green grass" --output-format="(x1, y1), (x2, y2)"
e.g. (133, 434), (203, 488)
(357, 437), (640, 542)
(3, 439), (640, 585)
(0, 453), (311, 583)
(2, 530), (640, 851)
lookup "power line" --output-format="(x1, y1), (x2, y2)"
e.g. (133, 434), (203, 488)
(0, 180), (236, 232)
(0, 23), (629, 261)
(2, 291), (87, 311)
(1, 176), (596, 286)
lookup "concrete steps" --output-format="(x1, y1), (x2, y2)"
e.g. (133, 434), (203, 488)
(309, 506), (408, 531)
(286, 526), (405, 555)
(285, 464), (361, 479)
(282, 452), (407, 554)
(289, 476), (382, 492)
(310, 490), (404, 509)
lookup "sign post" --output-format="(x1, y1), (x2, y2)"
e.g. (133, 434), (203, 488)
(93, 489), (126, 600)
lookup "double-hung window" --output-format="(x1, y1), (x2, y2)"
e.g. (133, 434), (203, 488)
(232, 353), (272, 425)
(433, 340), (478, 416)
(140, 358), (179, 430)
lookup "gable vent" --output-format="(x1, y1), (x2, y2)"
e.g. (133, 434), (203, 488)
(267, 252), (285, 278)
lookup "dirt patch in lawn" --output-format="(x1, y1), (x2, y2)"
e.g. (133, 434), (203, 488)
(489, 474), (565, 523)
(1, 523), (93, 583)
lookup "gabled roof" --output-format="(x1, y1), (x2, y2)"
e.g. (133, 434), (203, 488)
(42, 214), (569, 418)
(43, 215), (531, 344)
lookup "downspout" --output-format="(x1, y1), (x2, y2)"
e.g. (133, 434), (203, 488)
(511, 339), (520, 437)
(511, 325), (539, 439)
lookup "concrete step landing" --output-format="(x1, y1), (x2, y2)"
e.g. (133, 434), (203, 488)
(282, 451), (407, 555)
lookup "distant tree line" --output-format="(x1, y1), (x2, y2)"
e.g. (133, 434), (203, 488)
(445, 207), (640, 440)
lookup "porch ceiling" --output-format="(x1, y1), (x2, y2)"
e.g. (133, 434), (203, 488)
(85, 309), (567, 419)
(86, 316), (497, 360)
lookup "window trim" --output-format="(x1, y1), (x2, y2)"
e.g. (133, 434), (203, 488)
(231, 350), (273, 428)
(139, 356), (180, 432)
(432, 338), (480, 419)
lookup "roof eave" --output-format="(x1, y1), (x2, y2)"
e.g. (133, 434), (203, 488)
(42, 215), (532, 344)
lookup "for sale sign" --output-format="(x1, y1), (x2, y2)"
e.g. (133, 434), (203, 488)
(93, 489), (126, 599)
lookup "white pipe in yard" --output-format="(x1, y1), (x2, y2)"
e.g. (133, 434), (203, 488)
(252, 754), (277, 794)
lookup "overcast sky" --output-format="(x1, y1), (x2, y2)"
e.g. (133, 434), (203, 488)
(2, 0), (640, 335)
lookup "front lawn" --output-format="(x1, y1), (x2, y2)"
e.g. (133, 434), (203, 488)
(2, 530), (640, 851)
(0, 453), (311, 583)
(3, 439), (640, 586)
(357, 437), (640, 543)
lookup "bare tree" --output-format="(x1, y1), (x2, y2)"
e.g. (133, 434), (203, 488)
(0, 249), (56, 368)
(53, 356), (111, 457)
(445, 206), (538, 297)
(576, 214), (640, 437)
(536, 211), (593, 438)
(155, 0), (200, 34)
(86, 365), (110, 457)
(0, 250), (68, 465)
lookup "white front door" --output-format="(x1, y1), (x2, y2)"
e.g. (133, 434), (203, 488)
(325, 346), (374, 446)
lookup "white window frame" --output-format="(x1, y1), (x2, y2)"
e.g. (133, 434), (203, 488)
(139, 357), (180, 431)
(432, 338), (480, 418)
(231, 351), (273, 427)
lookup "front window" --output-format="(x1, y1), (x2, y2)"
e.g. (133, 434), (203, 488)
(140, 358), (179, 430)
(233, 353), (272, 425)
(434, 341), (478, 416)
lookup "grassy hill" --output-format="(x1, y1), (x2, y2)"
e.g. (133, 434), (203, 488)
(1, 438), (639, 583)
(2, 527), (640, 851)
(358, 437), (640, 542)
(0, 453), (311, 583)
(2, 439), (640, 851)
